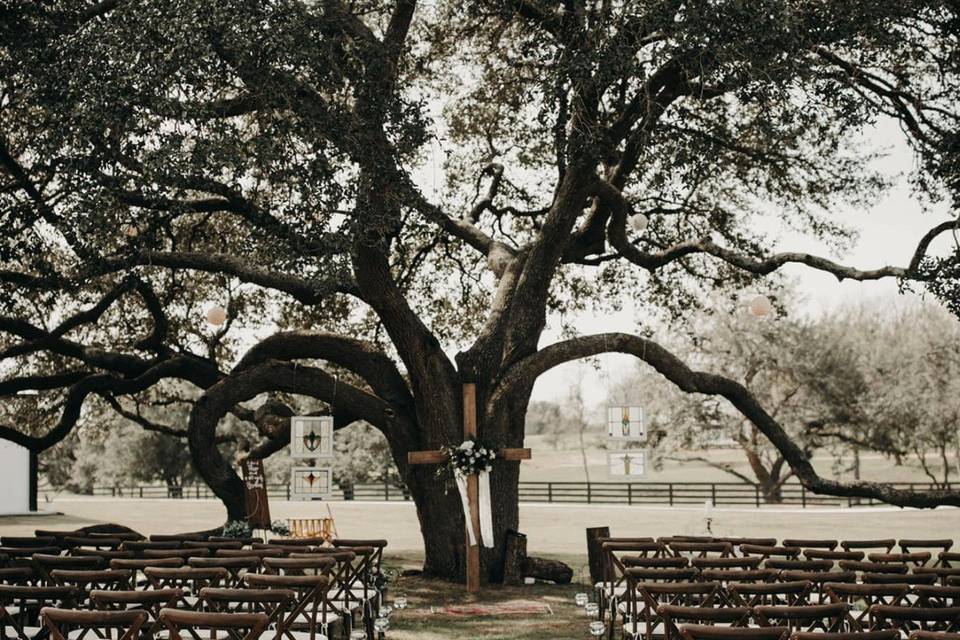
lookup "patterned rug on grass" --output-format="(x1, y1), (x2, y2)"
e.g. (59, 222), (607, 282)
(430, 601), (554, 616)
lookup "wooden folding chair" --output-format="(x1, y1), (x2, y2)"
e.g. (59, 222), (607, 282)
(201, 587), (296, 639)
(840, 561), (910, 576)
(244, 573), (345, 640)
(63, 537), (123, 552)
(41, 607), (146, 640)
(330, 541), (388, 611)
(766, 560), (834, 573)
(143, 567), (227, 609)
(142, 549), (208, 561)
(804, 550), (864, 563)
(208, 537), (263, 546)
(0, 586), (77, 640)
(625, 557), (691, 570)
(32, 533), (80, 549)
(599, 542), (671, 629)
(915, 569), (960, 586)
(0, 569), (40, 587)
(149, 534), (206, 544)
(188, 558), (260, 588)
(792, 631), (900, 640)
(48, 570), (132, 605)
(778, 572), (856, 603)
(68, 549), (134, 562)
(626, 579), (718, 640)
(870, 605), (960, 634)
(941, 554), (960, 568)
(908, 632), (960, 640)
(680, 625), (789, 640)
(217, 549), (287, 560)
(741, 546), (802, 562)
(912, 585), (960, 608)
(669, 543), (734, 560)
(754, 603), (848, 633)
(901, 541), (954, 553)
(823, 582), (909, 631)
(120, 541), (181, 556)
(89, 588), (183, 637)
(700, 569), (779, 585)
(308, 547), (380, 619)
(289, 551), (370, 631)
(865, 572), (937, 586)
(31, 555), (104, 586)
(782, 540), (838, 551)
(841, 540), (896, 554)
(264, 539), (326, 549)
(87, 533), (143, 544)
(158, 608), (270, 640)
(0, 549), (61, 565)
(728, 581), (812, 608)
(900, 541), (953, 566)
(693, 557), (762, 572)
(182, 541), (244, 553)
(331, 540), (387, 582)
(869, 553), (933, 568)
(658, 604), (753, 640)
(716, 538), (778, 553)
(108, 558), (183, 589)
(0, 540), (57, 551)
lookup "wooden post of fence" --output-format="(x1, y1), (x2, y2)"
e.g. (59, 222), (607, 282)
(711, 484), (717, 506)
(548, 483), (553, 503)
(801, 484), (806, 508)
(754, 485), (760, 507)
(627, 484), (633, 505)
(668, 483), (674, 506)
(586, 482), (592, 504)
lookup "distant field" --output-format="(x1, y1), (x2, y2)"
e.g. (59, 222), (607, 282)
(519, 433), (947, 484)
(3, 497), (958, 567)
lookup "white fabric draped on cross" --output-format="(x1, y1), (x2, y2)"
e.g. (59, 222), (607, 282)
(454, 470), (495, 548)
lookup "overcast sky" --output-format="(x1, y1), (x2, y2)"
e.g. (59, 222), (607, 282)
(529, 121), (957, 404)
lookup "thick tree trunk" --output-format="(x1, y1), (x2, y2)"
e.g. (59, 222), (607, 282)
(401, 376), (530, 584)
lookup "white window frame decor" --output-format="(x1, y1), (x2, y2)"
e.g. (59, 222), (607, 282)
(607, 450), (648, 477)
(606, 405), (644, 440)
(290, 416), (334, 459)
(290, 467), (333, 500)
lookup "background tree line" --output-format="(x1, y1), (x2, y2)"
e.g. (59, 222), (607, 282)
(528, 295), (960, 502)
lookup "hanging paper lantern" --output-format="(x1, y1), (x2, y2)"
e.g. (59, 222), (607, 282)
(629, 213), (649, 233)
(747, 294), (773, 318)
(121, 224), (139, 238)
(205, 306), (227, 326)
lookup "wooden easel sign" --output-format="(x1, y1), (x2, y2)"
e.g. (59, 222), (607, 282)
(242, 458), (271, 528)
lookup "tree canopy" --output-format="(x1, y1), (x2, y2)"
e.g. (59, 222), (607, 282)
(2, 0), (959, 579)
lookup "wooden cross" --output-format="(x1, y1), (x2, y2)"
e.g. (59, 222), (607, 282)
(407, 382), (531, 592)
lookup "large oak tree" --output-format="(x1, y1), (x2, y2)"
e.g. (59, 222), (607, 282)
(1, 0), (959, 581)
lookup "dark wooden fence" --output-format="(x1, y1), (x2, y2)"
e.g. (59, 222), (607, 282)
(64, 481), (952, 508)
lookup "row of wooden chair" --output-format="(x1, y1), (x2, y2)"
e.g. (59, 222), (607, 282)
(595, 536), (957, 640)
(0, 531), (389, 640)
(671, 624), (960, 640)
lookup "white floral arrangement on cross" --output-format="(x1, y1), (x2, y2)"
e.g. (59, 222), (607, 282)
(437, 439), (497, 548)
(439, 439), (497, 478)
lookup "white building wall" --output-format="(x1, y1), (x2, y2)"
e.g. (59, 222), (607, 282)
(0, 439), (31, 514)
